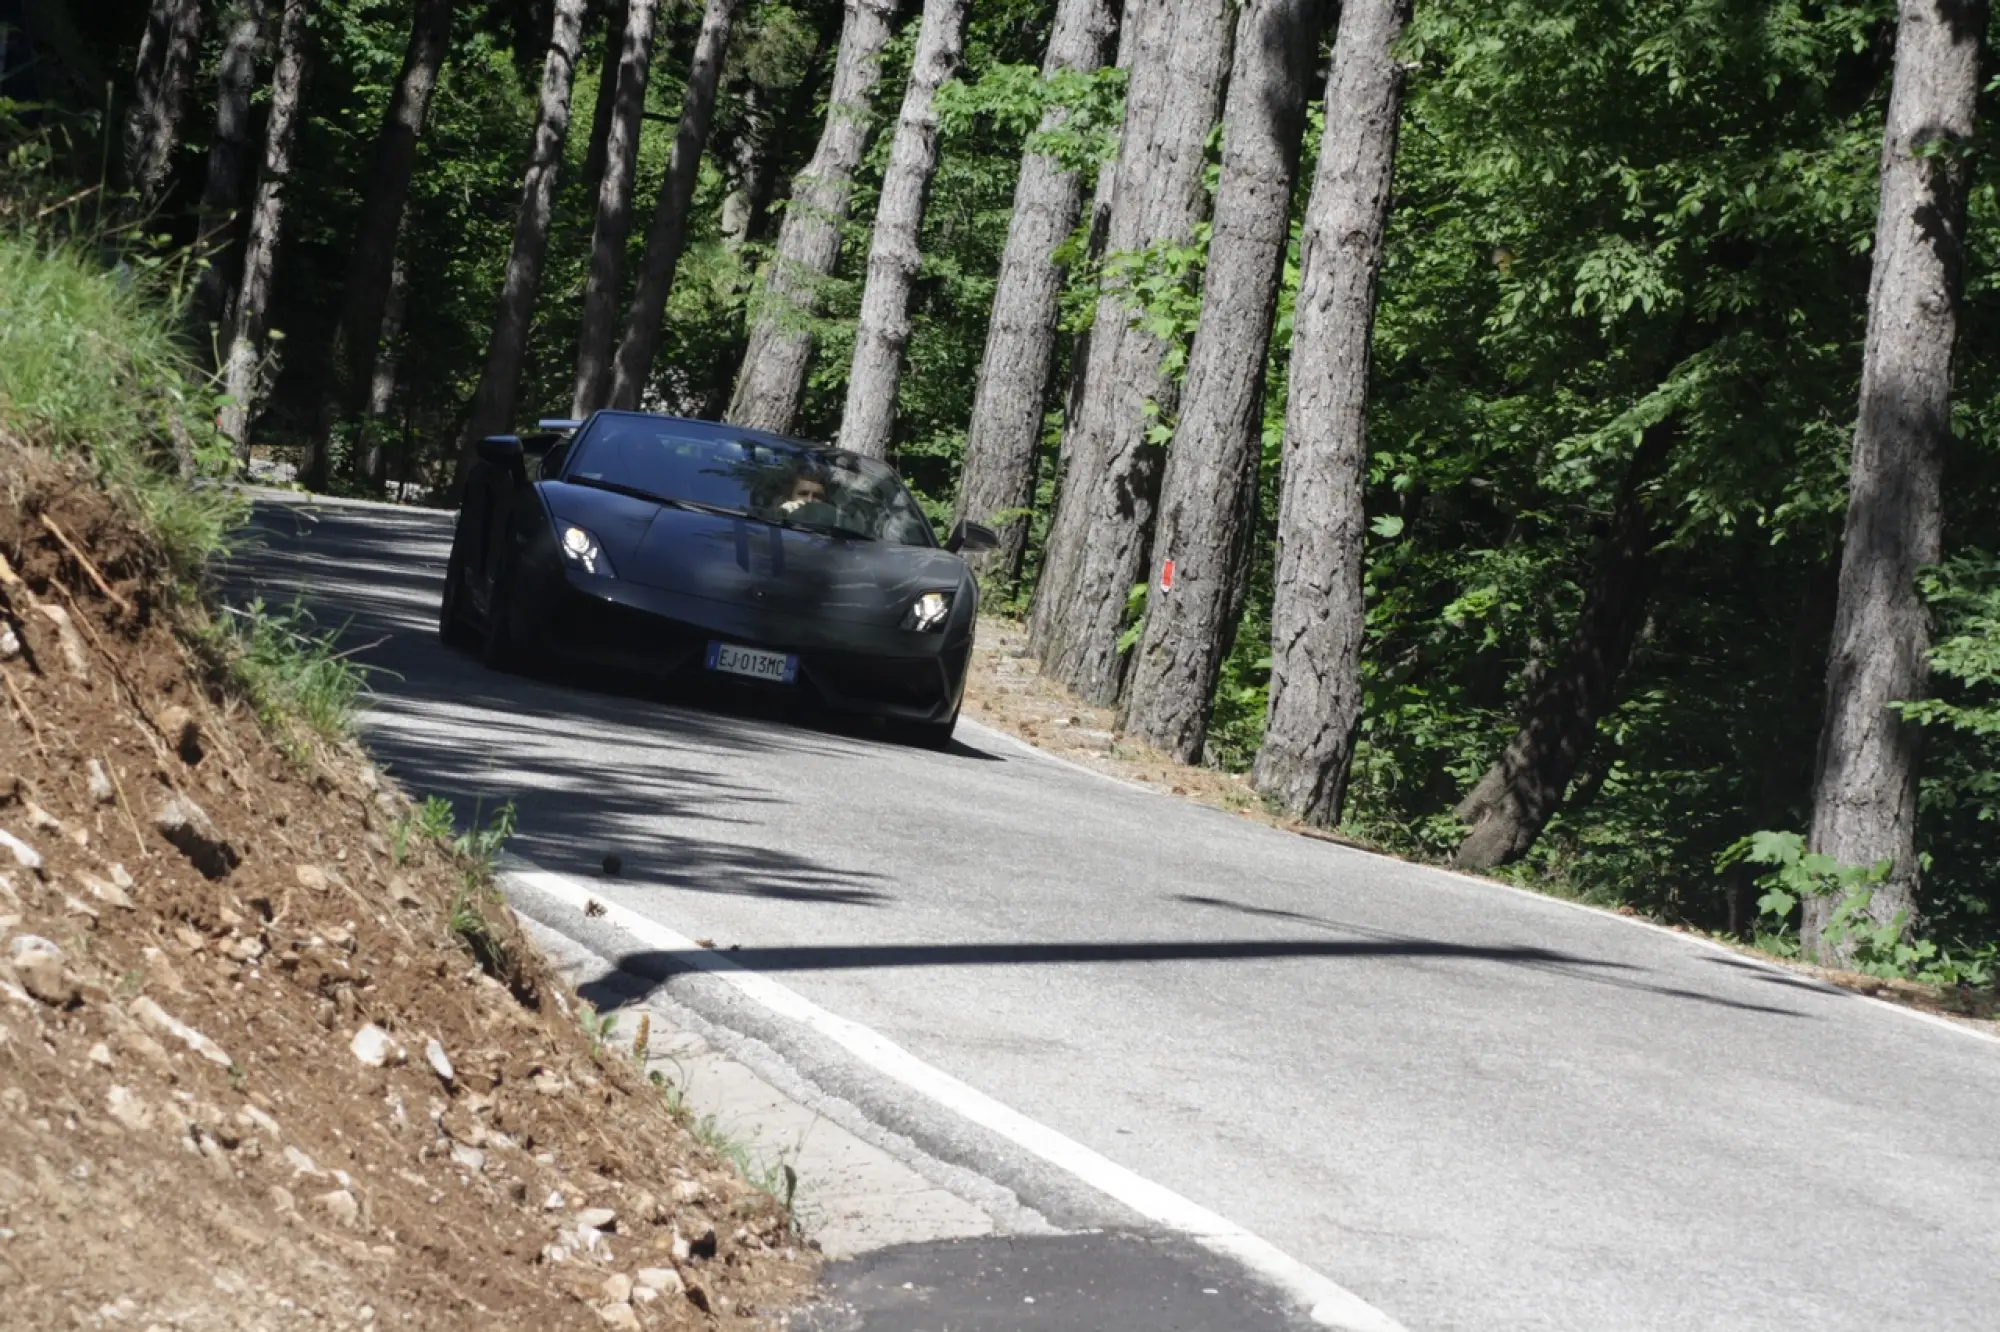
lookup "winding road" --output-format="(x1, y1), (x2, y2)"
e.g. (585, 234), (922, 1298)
(227, 493), (2000, 1332)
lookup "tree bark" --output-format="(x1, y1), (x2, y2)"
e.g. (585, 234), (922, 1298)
(123, 0), (205, 211)
(1122, 0), (1324, 761)
(607, 0), (742, 412)
(1805, 0), (1984, 962)
(726, 0), (900, 436)
(581, 0), (629, 198)
(219, 0), (309, 458)
(191, 0), (264, 339)
(835, 0), (967, 459)
(360, 251), (407, 490)
(310, 0), (452, 488)
(571, 0), (661, 417)
(1026, 0), (1234, 705)
(1251, 0), (1411, 826)
(458, 0), (592, 472)
(1452, 420), (1677, 870)
(719, 81), (770, 247)
(949, 0), (1118, 566)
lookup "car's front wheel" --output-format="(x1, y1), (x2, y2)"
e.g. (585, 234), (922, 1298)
(438, 532), (474, 650)
(893, 709), (959, 751)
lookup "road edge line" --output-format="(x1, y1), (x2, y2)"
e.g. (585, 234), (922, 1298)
(504, 863), (1409, 1332)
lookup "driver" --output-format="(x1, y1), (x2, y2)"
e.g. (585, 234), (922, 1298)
(776, 464), (830, 516)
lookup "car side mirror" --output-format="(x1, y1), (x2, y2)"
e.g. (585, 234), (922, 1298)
(476, 435), (524, 466)
(945, 519), (999, 555)
(538, 440), (571, 479)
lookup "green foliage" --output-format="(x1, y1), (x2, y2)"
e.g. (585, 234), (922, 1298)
(204, 598), (371, 746)
(0, 233), (240, 581)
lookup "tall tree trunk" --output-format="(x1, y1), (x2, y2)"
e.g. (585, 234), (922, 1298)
(458, 0), (592, 473)
(1805, 0), (1984, 962)
(726, 0), (900, 435)
(219, 0), (309, 459)
(608, 0), (742, 411)
(191, 0), (264, 340)
(571, 0), (661, 417)
(1251, 0), (1411, 826)
(836, 0), (967, 458)
(308, 0), (452, 488)
(123, 0), (205, 211)
(720, 81), (770, 247)
(581, 0), (629, 198)
(1452, 420), (1677, 870)
(949, 0), (1117, 560)
(1026, 0), (1234, 705)
(361, 251), (407, 491)
(1123, 0), (1324, 761)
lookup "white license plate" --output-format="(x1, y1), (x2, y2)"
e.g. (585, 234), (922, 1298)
(704, 641), (797, 684)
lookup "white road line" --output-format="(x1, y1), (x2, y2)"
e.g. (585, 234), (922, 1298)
(507, 864), (1409, 1332)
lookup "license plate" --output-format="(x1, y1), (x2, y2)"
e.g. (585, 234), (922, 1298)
(704, 641), (797, 684)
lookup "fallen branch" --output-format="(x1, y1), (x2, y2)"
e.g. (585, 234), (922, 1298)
(1, 670), (44, 756)
(107, 761), (151, 861)
(38, 512), (134, 617)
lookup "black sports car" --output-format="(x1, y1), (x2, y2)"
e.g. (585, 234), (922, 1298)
(440, 411), (997, 746)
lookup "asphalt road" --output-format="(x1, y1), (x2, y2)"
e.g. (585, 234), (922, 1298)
(227, 495), (2000, 1332)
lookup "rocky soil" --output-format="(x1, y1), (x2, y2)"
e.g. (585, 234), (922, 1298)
(0, 437), (815, 1329)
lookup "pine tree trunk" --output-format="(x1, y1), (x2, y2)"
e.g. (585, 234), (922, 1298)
(1251, 0), (1411, 826)
(608, 0), (742, 412)
(836, 0), (967, 459)
(949, 0), (1117, 568)
(727, 0), (900, 436)
(571, 0), (661, 417)
(720, 82), (769, 247)
(191, 0), (264, 340)
(1804, 0), (1985, 962)
(458, 0), (592, 472)
(1122, 0), (1324, 761)
(1452, 420), (1677, 870)
(581, 0), (629, 198)
(123, 0), (205, 210)
(219, 0), (309, 459)
(361, 252), (407, 491)
(310, 0), (452, 488)
(1026, 0), (1234, 705)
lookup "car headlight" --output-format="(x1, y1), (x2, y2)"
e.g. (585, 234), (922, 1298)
(558, 523), (612, 577)
(902, 589), (952, 632)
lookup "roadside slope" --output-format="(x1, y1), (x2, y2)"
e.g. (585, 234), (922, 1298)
(0, 435), (811, 1327)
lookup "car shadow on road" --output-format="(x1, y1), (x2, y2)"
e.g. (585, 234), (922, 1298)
(582, 933), (1810, 1021)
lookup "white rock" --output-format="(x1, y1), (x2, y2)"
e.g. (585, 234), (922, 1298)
(0, 830), (41, 872)
(9, 935), (61, 966)
(285, 1146), (322, 1178)
(0, 623), (18, 660)
(669, 1231), (691, 1262)
(77, 872), (133, 910)
(108, 864), (134, 890)
(634, 1268), (684, 1296)
(544, 1190), (566, 1211)
(449, 1143), (486, 1173)
(601, 1273), (633, 1304)
(314, 1188), (360, 1227)
(349, 1024), (405, 1068)
(238, 1105), (281, 1138)
(86, 760), (115, 804)
(129, 997), (233, 1067)
(424, 1038), (453, 1085)
(575, 1207), (617, 1232)
(87, 1042), (113, 1068)
(106, 1086), (154, 1132)
(596, 1304), (640, 1330)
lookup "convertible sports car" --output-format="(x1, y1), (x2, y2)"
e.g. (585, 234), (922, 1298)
(439, 411), (996, 747)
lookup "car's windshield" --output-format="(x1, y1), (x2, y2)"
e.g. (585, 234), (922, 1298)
(562, 414), (934, 546)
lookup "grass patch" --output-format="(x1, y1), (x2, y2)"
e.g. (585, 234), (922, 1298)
(0, 233), (239, 586)
(199, 598), (372, 748)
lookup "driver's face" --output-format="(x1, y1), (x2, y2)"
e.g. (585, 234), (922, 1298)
(790, 478), (826, 504)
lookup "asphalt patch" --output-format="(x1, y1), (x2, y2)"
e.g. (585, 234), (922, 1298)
(795, 1230), (1319, 1331)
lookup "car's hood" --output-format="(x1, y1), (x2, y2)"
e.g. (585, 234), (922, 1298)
(541, 481), (965, 625)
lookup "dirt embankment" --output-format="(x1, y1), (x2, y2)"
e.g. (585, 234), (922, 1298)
(0, 439), (814, 1328)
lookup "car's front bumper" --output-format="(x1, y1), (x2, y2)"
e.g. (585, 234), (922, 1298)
(524, 565), (970, 725)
